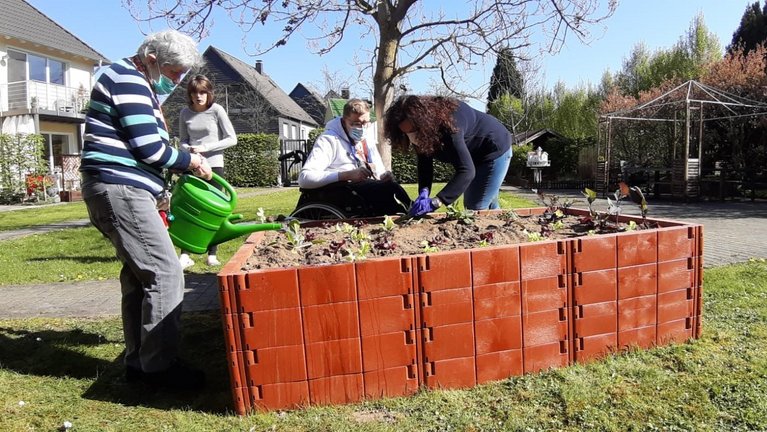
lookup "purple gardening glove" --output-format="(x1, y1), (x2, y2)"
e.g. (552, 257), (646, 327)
(408, 188), (435, 217)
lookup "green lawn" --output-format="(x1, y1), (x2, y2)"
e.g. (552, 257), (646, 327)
(0, 185), (536, 286)
(1, 260), (765, 431)
(0, 201), (89, 231)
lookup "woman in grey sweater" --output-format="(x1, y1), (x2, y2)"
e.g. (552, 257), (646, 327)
(178, 75), (237, 268)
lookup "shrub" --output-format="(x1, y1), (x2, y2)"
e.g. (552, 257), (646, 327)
(307, 128), (324, 154)
(224, 133), (280, 187)
(0, 133), (47, 193)
(0, 189), (25, 204)
(391, 149), (454, 184)
(506, 143), (533, 183)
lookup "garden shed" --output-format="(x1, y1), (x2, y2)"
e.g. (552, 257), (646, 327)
(597, 80), (767, 200)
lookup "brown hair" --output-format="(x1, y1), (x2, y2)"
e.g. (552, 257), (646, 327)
(186, 75), (215, 108)
(383, 95), (459, 156)
(342, 98), (370, 118)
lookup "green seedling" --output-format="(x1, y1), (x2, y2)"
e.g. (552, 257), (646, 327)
(335, 222), (356, 234)
(284, 219), (312, 252)
(344, 240), (371, 262)
(524, 230), (544, 242)
(381, 215), (396, 232)
(444, 204), (475, 225)
(421, 240), (440, 253)
(582, 188), (598, 216)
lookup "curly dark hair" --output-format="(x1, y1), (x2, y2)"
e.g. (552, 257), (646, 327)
(383, 95), (459, 156)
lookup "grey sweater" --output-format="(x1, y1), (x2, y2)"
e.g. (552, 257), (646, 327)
(178, 103), (237, 168)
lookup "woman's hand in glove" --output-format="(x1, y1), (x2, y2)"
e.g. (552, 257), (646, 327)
(408, 188), (439, 217)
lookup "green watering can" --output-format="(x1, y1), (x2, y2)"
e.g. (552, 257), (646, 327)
(168, 173), (282, 254)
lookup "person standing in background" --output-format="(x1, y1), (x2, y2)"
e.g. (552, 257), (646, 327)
(177, 75), (237, 268)
(80, 29), (210, 391)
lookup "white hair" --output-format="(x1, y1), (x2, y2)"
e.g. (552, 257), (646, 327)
(137, 29), (203, 70)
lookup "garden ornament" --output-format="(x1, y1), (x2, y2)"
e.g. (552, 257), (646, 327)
(167, 173), (282, 254)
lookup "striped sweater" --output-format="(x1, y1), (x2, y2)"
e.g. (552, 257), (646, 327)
(80, 58), (191, 195)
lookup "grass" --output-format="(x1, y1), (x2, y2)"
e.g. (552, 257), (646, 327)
(1, 259), (766, 430)
(0, 185), (536, 286)
(0, 201), (89, 231)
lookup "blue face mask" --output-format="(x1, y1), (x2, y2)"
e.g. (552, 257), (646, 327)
(349, 127), (365, 142)
(150, 58), (177, 95)
(152, 74), (176, 95)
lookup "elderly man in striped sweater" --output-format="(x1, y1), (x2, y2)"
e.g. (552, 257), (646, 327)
(80, 29), (210, 391)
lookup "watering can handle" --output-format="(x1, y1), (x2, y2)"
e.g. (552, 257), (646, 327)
(210, 172), (237, 208)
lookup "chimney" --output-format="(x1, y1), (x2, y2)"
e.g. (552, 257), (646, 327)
(255, 60), (263, 74)
(341, 87), (350, 99)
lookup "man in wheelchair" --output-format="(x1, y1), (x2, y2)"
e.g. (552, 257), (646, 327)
(295, 99), (411, 219)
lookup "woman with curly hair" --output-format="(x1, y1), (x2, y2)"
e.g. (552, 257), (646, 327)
(384, 95), (512, 216)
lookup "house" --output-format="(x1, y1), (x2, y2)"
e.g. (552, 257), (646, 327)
(324, 93), (379, 137)
(289, 83), (326, 126)
(163, 46), (318, 141)
(0, 0), (110, 192)
(513, 128), (565, 148)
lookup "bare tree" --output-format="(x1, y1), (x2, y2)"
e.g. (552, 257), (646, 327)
(125, 0), (617, 169)
(313, 65), (354, 100)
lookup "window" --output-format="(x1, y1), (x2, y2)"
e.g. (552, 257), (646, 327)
(28, 54), (46, 82)
(49, 59), (66, 85)
(282, 123), (289, 138)
(7, 49), (67, 85)
(7, 50), (26, 82)
(291, 125), (297, 139)
(41, 133), (72, 169)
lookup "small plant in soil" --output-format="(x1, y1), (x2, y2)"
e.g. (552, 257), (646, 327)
(478, 230), (495, 247)
(444, 204), (476, 225)
(618, 182), (649, 225)
(421, 240), (440, 253)
(381, 215), (396, 232)
(283, 219), (313, 252)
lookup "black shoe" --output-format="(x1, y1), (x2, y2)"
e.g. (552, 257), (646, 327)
(142, 358), (206, 391)
(125, 365), (144, 383)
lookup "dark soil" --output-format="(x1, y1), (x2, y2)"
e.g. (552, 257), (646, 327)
(244, 209), (652, 270)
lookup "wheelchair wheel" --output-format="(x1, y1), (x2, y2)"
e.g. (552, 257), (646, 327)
(290, 203), (347, 221)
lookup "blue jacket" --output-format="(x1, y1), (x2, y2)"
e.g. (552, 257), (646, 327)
(417, 101), (512, 204)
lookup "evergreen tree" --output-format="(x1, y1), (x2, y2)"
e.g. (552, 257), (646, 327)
(487, 47), (524, 106)
(728, 1), (767, 55)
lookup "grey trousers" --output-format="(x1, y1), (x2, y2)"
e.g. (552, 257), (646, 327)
(82, 178), (184, 373)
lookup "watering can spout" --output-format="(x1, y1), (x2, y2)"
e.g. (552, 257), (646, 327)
(210, 215), (283, 246)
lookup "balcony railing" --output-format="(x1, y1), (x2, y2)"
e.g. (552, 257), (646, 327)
(0, 81), (88, 115)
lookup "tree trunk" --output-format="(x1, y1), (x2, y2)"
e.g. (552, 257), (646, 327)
(373, 10), (401, 172)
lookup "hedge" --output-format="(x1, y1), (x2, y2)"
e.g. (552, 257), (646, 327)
(391, 149), (454, 184)
(224, 133), (280, 187)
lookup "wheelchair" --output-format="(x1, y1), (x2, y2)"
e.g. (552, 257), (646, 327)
(279, 149), (412, 221)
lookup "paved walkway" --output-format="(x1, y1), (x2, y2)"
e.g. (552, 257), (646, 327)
(0, 187), (765, 319)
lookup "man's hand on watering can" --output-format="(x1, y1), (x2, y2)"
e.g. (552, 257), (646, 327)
(189, 154), (213, 181)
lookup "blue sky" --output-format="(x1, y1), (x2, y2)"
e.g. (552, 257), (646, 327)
(28, 0), (756, 106)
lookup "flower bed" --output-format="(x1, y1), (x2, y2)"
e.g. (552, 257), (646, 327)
(217, 207), (703, 414)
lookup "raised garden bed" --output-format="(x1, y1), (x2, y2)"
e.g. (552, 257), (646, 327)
(217, 207), (703, 414)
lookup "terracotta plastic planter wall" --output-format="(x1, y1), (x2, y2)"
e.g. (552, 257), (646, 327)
(218, 208), (703, 414)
